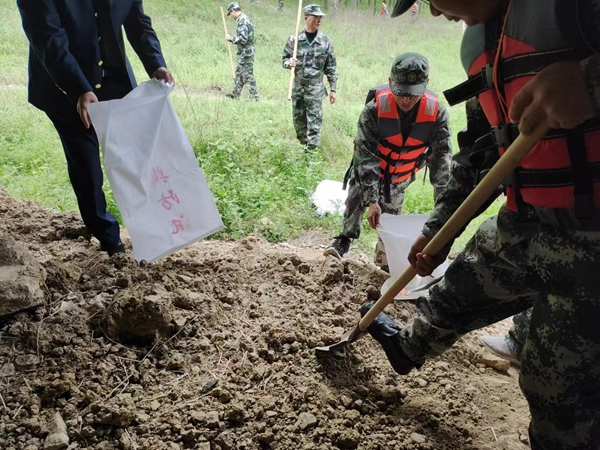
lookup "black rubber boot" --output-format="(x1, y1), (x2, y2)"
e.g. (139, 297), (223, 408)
(324, 235), (351, 259)
(360, 302), (416, 375)
(101, 241), (125, 256)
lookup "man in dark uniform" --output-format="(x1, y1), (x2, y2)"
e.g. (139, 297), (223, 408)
(17, 0), (173, 256)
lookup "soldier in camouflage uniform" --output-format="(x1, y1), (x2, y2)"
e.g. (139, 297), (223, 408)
(323, 53), (452, 270)
(225, 3), (258, 100)
(359, 1), (600, 449)
(282, 4), (338, 150)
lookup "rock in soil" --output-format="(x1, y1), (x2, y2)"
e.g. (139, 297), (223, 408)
(0, 236), (46, 317)
(479, 350), (511, 372)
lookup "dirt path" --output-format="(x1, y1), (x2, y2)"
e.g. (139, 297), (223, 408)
(0, 188), (530, 450)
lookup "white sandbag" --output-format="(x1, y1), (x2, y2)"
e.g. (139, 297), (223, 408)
(88, 80), (223, 262)
(377, 213), (448, 300)
(311, 180), (348, 216)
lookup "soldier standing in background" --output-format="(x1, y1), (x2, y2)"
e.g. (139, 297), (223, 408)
(225, 2), (259, 100)
(279, 0), (284, 12)
(324, 53), (452, 270)
(282, 4), (338, 151)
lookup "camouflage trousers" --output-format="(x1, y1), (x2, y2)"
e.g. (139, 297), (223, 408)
(232, 54), (258, 99)
(398, 204), (600, 449)
(291, 83), (326, 148)
(508, 308), (533, 358)
(340, 172), (411, 267)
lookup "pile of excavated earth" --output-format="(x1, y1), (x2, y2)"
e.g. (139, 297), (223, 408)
(0, 187), (531, 450)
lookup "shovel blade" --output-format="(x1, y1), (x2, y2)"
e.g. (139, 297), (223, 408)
(315, 325), (365, 353)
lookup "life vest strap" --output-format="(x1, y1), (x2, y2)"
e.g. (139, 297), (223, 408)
(502, 47), (593, 83)
(444, 64), (495, 106)
(381, 153), (426, 167)
(515, 162), (600, 188)
(380, 139), (428, 155)
(444, 47), (593, 107)
(473, 124), (521, 154)
(566, 126), (594, 219)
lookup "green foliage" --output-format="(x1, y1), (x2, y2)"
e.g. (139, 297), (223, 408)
(195, 133), (333, 241)
(0, 0), (499, 248)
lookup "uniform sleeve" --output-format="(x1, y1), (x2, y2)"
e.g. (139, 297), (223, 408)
(582, 54), (600, 117)
(422, 97), (491, 238)
(324, 40), (338, 91)
(123, 0), (167, 78)
(17, 0), (92, 103)
(580, 0), (600, 115)
(282, 36), (294, 69)
(353, 100), (381, 207)
(428, 103), (453, 201)
(231, 16), (249, 45)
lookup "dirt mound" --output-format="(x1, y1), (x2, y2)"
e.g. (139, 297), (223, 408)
(0, 188), (530, 450)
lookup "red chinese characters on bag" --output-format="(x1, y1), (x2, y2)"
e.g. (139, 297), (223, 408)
(152, 166), (192, 235)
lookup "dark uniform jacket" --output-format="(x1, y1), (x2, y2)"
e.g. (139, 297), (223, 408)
(17, 0), (166, 112)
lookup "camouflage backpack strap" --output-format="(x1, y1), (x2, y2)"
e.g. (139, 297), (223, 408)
(342, 159), (354, 190)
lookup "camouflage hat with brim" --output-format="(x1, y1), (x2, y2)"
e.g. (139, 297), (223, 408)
(227, 2), (241, 15)
(389, 52), (429, 97)
(303, 4), (326, 16)
(391, 0), (422, 17)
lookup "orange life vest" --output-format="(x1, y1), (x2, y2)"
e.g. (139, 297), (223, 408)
(444, 0), (600, 215)
(375, 88), (438, 189)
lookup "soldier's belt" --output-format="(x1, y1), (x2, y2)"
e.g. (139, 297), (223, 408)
(296, 77), (323, 86)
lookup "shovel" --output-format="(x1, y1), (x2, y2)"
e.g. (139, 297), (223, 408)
(315, 124), (548, 354)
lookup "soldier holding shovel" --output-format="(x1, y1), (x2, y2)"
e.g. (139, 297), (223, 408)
(282, 4), (338, 151)
(360, 0), (600, 448)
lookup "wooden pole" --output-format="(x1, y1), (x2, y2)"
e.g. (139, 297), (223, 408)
(287, 0), (303, 100)
(220, 7), (236, 80)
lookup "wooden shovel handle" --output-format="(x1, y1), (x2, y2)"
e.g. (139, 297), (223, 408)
(220, 6), (236, 80)
(358, 123), (549, 331)
(287, 0), (303, 100)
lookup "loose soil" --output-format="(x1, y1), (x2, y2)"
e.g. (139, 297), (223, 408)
(0, 188), (531, 450)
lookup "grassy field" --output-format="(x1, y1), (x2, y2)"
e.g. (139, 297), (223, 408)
(0, 0), (500, 251)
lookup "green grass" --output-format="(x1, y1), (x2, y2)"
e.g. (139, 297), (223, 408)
(0, 0), (498, 252)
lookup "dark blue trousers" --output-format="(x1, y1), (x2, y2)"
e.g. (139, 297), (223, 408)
(46, 107), (121, 248)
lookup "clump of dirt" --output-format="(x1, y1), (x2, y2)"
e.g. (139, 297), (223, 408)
(0, 188), (530, 450)
(0, 236), (46, 316)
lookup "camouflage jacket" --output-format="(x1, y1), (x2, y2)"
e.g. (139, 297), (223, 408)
(353, 98), (453, 207)
(231, 13), (254, 54)
(282, 30), (338, 91)
(422, 1), (600, 238)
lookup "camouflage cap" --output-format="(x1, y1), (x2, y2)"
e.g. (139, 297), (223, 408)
(227, 2), (241, 15)
(303, 4), (326, 16)
(389, 52), (429, 97)
(391, 0), (419, 18)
